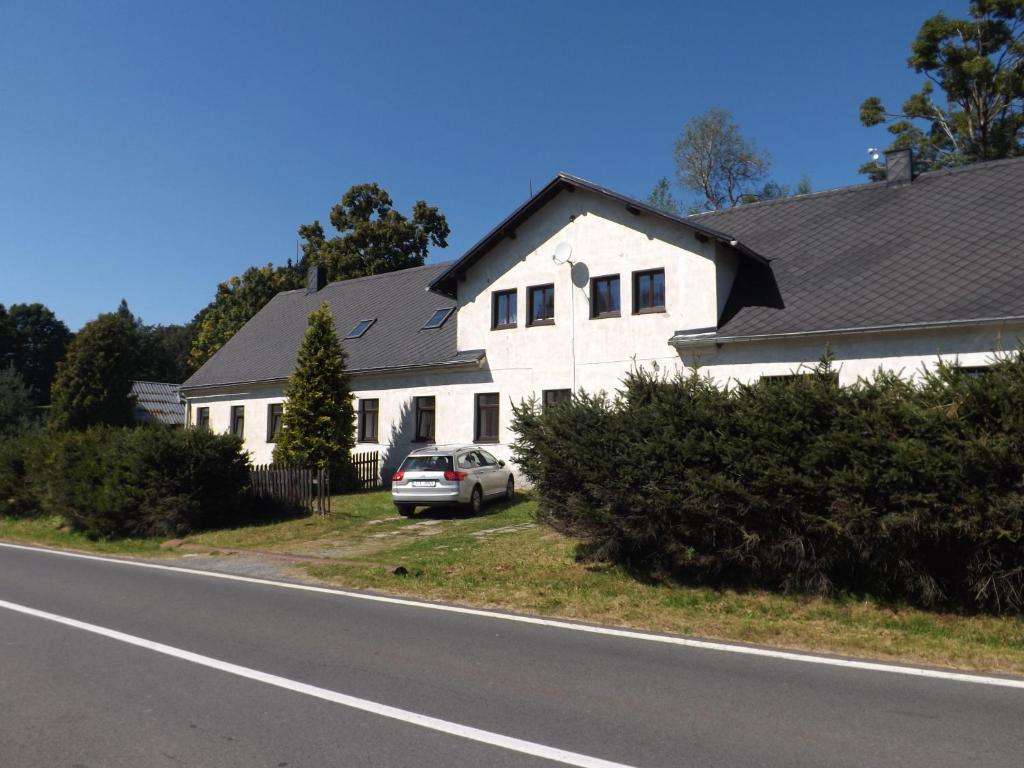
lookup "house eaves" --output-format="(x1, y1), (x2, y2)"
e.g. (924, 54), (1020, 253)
(428, 172), (768, 299)
(179, 351), (487, 397)
(669, 316), (1024, 350)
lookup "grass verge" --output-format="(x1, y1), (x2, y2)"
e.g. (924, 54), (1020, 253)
(4, 492), (1023, 675)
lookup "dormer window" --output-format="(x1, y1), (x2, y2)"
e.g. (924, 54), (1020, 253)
(422, 307), (454, 329)
(345, 319), (376, 339)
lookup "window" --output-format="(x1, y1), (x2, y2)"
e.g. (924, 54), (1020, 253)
(358, 398), (379, 443)
(195, 407), (210, 430)
(461, 449), (498, 468)
(760, 372), (839, 386)
(475, 393), (499, 443)
(458, 450), (484, 469)
(958, 365), (990, 377)
(422, 307), (454, 329)
(402, 454), (452, 472)
(492, 289), (517, 329)
(591, 275), (620, 318)
(345, 318), (376, 339)
(414, 396), (435, 442)
(633, 269), (666, 313)
(542, 389), (572, 411)
(527, 284), (555, 326)
(230, 405), (245, 437)
(266, 403), (283, 442)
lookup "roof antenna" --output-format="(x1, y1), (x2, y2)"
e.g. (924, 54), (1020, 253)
(529, 179), (533, 198)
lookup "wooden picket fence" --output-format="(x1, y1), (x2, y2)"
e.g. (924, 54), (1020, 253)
(249, 464), (331, 516)
(352, 450), (381, 490)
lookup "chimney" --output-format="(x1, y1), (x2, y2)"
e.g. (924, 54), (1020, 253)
(884, 148), (914, 185)
(306, 265), (327, 294)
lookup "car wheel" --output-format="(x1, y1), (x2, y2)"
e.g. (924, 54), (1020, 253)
(468, 485), (483, 515)
(505, 475), (514, 501)
(396, 504), (415, 517)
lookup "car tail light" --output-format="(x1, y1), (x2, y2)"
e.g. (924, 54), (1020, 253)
(392, 470), (405, 482)
(443, 470), (467, 481)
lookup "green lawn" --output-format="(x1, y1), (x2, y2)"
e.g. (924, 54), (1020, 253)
(4, 491), (1024, 676)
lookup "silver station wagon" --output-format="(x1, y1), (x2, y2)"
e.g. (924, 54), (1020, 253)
(391, 444), (514, 516)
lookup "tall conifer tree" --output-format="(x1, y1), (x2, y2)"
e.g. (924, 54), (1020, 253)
(273, 303), (356, 488)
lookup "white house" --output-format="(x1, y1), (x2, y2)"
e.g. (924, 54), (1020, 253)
(179, 150), (1024, 479)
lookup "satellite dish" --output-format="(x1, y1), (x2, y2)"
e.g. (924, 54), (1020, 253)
(552, 242), (573, 266)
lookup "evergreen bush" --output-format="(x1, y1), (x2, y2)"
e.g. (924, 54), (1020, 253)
(0, 430), (52, 518)
(0, 425), (290, 539)
(512, 355), (1024, 613)
(45, 425), (251, 538)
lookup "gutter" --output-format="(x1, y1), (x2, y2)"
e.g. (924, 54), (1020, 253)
(179, 353), (486, 397)
(669, 315), (1024, 349)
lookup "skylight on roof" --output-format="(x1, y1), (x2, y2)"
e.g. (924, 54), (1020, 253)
(345, 318), (376, 339)
(422, 307), (454, 330)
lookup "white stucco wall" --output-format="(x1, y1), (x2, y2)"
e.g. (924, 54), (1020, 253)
(186, 385), (286, 466)
(454, 188), (725, 395)
(680, 321), (1024, 387)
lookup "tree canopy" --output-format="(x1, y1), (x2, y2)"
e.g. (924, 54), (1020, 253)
(137, 321), (196, 384)
(669, 108), (810, 212)
(273, 303), (357, 488)
(646, 177), (682, 215)
(859, 1), (1024, 179)
(0, 302), (72, 404)
(188, 263), (304, 372)
(49, 304), (142, 430)
(299, 183), (450, 281)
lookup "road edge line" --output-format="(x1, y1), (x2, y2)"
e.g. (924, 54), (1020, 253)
(0, 596), (636, 768)
(1, 540), (1022, 690)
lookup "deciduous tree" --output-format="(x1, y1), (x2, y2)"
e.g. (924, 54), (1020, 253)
(673, 108), (772, 211)
(859, 1), (1024, 179)
(49, 305), (141, 430)
(300, 183), (449, 281)
(0, 303), (72, 404)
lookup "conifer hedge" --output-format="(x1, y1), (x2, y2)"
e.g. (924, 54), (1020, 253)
(511, 355), (1024, 613)
(1, 426), (253, 538)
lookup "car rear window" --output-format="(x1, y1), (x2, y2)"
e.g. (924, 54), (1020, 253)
(401, 455), (454, 472)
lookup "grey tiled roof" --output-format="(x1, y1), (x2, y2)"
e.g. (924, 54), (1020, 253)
(690, 156), (1024, 337)
(182, 263), (473, 389)
(130, 381), (185, 425)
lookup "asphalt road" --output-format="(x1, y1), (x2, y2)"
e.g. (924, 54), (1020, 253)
(0, 543), (1021, 768)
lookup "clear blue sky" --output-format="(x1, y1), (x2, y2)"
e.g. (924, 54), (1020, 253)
(0, 0), (962, 330)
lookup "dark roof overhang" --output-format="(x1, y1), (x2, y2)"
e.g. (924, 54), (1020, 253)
(179, 350), (487, 397)
(427, 172), (768, 298)
(669, 316), (1024, 349)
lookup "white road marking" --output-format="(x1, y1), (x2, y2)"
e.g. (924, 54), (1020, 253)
(1, 541), (1023, 690)
(0, 597), (636, 768)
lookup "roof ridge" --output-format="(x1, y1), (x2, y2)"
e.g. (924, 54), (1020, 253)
(316, 260), (454, 292)
(690, 155), (1024, 219)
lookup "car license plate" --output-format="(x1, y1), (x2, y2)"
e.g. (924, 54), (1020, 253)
(411, 480), (435, 487)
